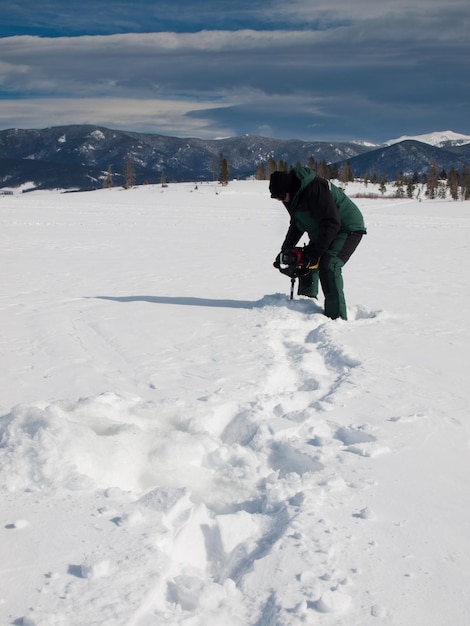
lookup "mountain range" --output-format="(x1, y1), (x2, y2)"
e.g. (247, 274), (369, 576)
(0, 125), (469, 191)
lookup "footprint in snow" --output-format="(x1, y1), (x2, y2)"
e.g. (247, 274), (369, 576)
(350, 305), (383, 320)
(334, 425), (377, 446)
(268, 441), (324, 477)
(334, 425), (390, 457)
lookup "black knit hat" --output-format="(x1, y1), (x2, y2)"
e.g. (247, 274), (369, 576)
(269, 171), (292, 199)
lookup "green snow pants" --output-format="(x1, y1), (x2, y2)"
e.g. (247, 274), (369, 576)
(320, 256), (346, 320)
(298, 232), (363, 320)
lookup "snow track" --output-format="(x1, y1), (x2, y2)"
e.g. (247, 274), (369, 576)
(2, 298), (390, 625)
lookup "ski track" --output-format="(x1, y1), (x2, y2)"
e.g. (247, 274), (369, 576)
(0, 292), (409, 626)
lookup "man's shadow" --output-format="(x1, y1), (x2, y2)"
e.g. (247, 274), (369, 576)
(93, 295), (269, 309)
(91, 294), (322, 312)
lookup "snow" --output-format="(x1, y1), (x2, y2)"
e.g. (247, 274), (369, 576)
(386, 129), (470, 147)
(1, 180), (470, 625)
(90, 130), (106, 141)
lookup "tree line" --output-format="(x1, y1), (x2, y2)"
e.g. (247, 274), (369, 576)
(103, 153), (232, 190)
(255, 155), (470, 201)
(103, 152), (470, 200)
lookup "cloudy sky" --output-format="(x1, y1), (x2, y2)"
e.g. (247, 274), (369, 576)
(0, 0), (469, 142)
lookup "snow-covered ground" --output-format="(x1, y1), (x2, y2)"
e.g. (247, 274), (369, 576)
(1, 180), (469, 626)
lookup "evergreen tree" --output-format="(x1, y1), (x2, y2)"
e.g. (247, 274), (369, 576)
(103, 165), (113, 188)
(447, 167), (459, 200)
(267, 156), (277, 177)
(308, 156), (317, 171)
(461, 164), (470, 200)
(379, 176), (387, 196)
(425, 162), (439, 199)
(123, 160), (135, 189)
(394, 173), (405, 198)
(317, 160), (331, 179)
(255, 162), (267, 180)
(406, 177), (415, 199)
(339, 161), (354, 184)
(437, 181), (447, 199)
(218, 153), (230, 185)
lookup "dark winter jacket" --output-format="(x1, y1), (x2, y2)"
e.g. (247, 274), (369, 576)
(281, 166), (366, 257)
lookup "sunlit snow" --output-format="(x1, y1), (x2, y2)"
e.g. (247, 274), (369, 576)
(1, 180), (470, 625)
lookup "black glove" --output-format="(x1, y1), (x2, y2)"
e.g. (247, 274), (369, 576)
(303, 244), (320, 270)
(274, 249), (300, 268)
(274, 250), (297, 276)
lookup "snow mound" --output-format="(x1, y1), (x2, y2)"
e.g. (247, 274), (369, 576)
(0, 392), (220, 494)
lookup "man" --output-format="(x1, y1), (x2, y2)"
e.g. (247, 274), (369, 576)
(270, 166), (366, 320)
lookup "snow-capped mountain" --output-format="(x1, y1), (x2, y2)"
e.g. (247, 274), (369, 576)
(0, 125), (469, 190)
(0, 125), (374, 191)
(386, 130), (470, 148)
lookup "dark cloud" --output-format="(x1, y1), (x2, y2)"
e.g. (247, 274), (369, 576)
(0, 0), (274, 36)
(0, 1), (469, 141)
